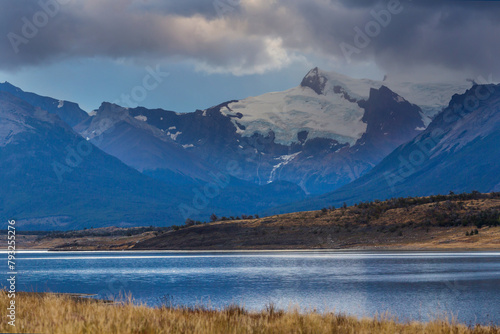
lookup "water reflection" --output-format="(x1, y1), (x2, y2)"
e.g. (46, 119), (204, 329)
(2, 251), (499, 325)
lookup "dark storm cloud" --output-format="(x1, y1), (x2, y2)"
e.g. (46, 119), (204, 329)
(0, 0), (281, 75)
(0, 0), (499, 77)
(329, 0), (500, 76)
(129, 0), (229, 19)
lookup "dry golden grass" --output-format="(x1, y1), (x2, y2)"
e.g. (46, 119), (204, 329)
(1, 292), (498, 334)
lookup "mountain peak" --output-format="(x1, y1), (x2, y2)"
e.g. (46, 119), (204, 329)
(378, 85), (394, 95)
(357, 85), (425, 157)
(0, 81), (89, 127)
(99, 101), (120, 109)
(97, 101), (129, 113)
(300, 67), (328, 95)
(0, 81), (22, 93)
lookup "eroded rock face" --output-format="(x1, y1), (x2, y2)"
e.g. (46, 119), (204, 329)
(300, 67), (328, 95)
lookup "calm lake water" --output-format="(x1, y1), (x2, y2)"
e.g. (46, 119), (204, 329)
(3, 251), (500, 325)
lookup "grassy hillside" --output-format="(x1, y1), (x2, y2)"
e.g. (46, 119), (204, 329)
(132, 192), (500, 250)
(12, 192), (498, 251)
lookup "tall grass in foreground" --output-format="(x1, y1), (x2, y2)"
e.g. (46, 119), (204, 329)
(0, 292), (498, 334)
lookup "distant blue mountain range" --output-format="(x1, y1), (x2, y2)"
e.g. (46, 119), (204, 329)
(1, 71), (497, 230)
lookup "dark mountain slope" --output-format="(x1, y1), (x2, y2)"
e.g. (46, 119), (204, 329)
(0, 91), (195, 229)
(77, 102), (213, 183)
(0, 93), (306, 229)
(0, 82), (89, 127)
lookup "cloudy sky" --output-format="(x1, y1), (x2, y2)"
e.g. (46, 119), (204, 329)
(0, 0), (499, 112)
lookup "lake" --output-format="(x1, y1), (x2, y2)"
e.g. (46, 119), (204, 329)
(4, 250), (500, 325)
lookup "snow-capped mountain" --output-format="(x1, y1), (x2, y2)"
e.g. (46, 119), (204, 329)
(223, 75), (367, 146)
(271, 84), (500, 214)
(71, 67), (472, 194)
(221, 67), (469, 147)
(74, 68), (454, 194)
(256, 84), (427, 193)
(2, 67), (472, 198)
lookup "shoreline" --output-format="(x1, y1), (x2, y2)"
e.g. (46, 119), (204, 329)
(4, 248), (500, 253)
